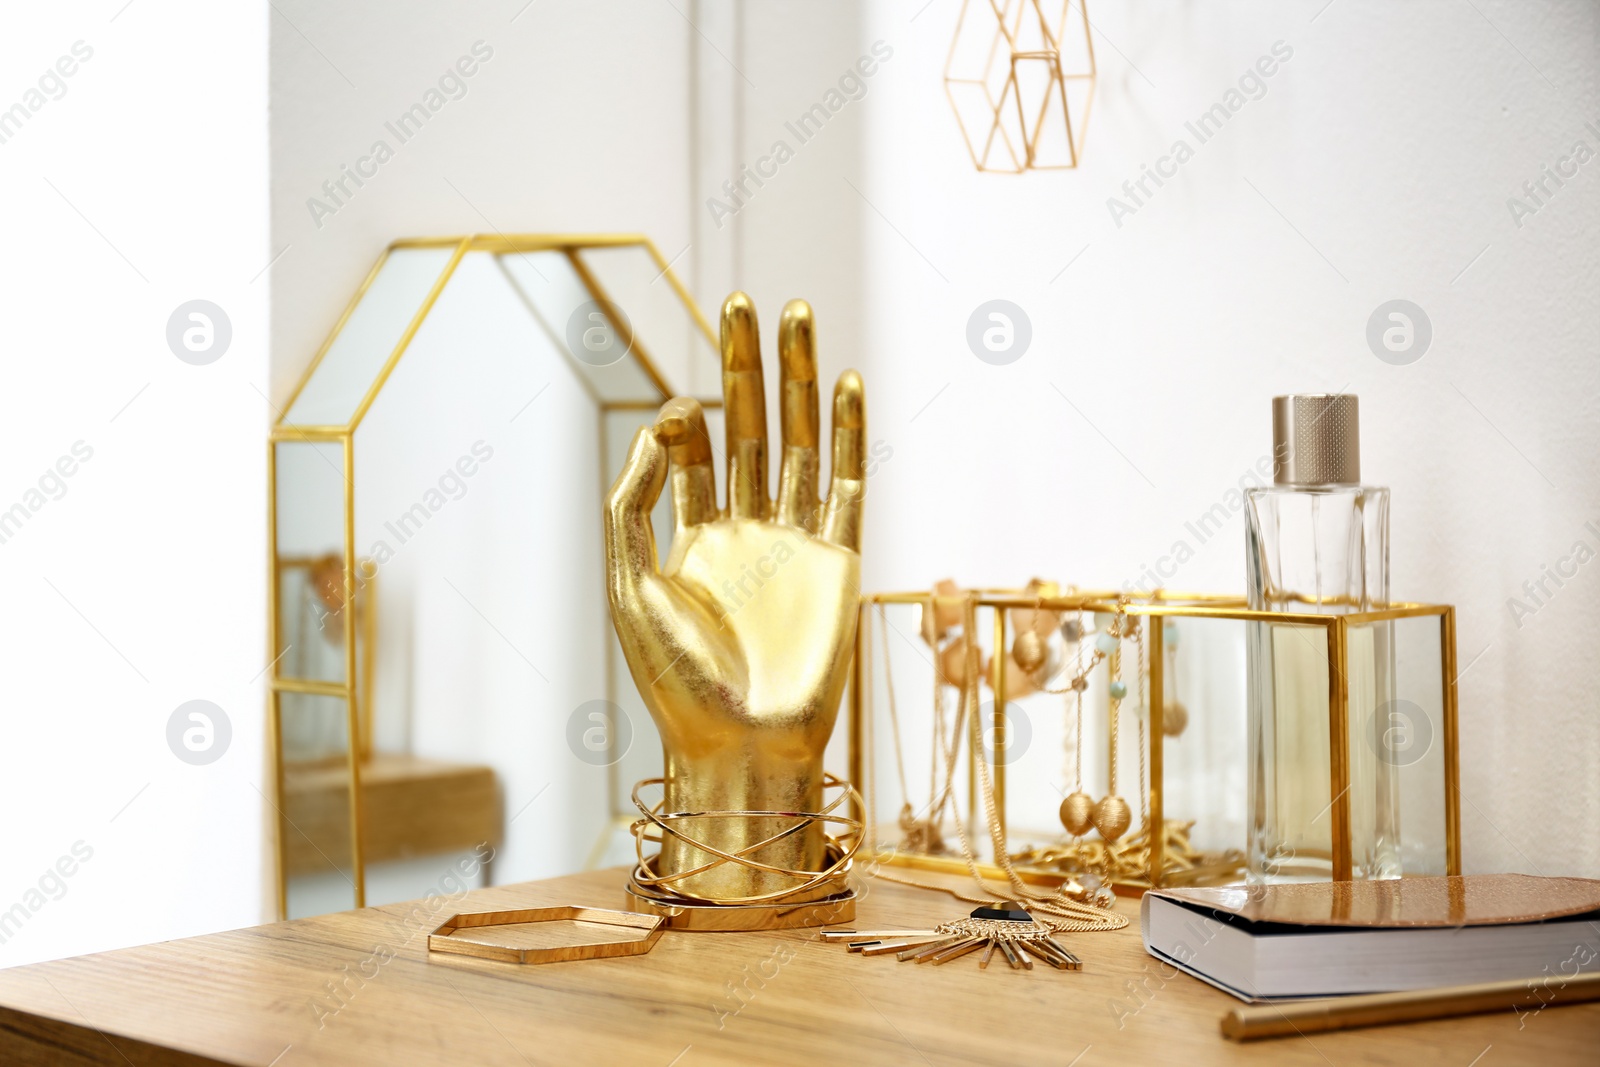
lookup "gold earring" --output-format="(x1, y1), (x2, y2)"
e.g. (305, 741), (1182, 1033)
(938, 634), (972, 688)
(1162, 621), (1188, 736)
(1013, 628), (1047, 674)
(1091, 795), (1132, 841)
(1093, 611), (1131, 843)
(1058, 608), (1095, 836)
(1059, 792), (1094, 837)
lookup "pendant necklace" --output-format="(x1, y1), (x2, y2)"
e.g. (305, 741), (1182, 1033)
(837, 593), (1126, 974)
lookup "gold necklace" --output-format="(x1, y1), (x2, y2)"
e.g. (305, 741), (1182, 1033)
(821, 900), (1084, 971)
(853, 590), (1126, 969)
(1010, 606), (1235, 888)
(951, 597), (1127, 931)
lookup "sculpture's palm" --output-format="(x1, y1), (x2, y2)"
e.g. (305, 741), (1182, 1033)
(654, 520), (859, 738)
(605, 293), (864, 903)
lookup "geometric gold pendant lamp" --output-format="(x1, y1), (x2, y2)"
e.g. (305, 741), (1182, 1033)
(945, 0), (1097, 171)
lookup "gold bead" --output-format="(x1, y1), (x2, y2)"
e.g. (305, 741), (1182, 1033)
(984, 652), (1038, 700)
(1163, 701), (1189, 736)
(1092, 795), (1132, 842)
(938, 636), (970, 688)
(1013, 629), (1047, 674)
(1015, 579), (1061, 638)
(921, 579), (963, 645)
(1040, 642), (1063, 681)
(1059, 791), (1094, 836)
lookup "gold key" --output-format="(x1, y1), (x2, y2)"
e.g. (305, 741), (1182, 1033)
(1019, 941), (1068, 970)
(1041, 937), (1082, 970)
(901, 937), (963, 962)
(931, 939), (987, 965)
(823, 929), (936, 942)
(917, 937), (980, 964)
(860, 937), (948, 957)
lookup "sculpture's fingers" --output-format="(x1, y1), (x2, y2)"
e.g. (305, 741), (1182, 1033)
(654, 397), (717, 528)
(821, 370), (865, 552)
(776, 299), (821, 532)
(720, 292), (769, 520)
(604, 426), (667, 598)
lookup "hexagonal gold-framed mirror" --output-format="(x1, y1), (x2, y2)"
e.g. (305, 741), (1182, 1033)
(269, 234), (719, 919)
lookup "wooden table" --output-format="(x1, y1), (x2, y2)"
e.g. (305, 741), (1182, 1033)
(0, 867), (1593, 1065)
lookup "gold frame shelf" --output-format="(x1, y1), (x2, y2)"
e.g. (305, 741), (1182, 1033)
(847, 588), (1462, 890)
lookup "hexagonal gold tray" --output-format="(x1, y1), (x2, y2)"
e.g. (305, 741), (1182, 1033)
(428, 906), (664, 965)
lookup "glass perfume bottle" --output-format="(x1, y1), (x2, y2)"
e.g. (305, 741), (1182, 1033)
(1245, 394), (1400, 884)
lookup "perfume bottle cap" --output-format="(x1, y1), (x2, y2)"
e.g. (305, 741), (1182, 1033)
(1272, 394), (1360, 486)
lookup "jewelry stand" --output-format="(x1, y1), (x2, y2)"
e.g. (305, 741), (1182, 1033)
(624, 775), (863, 931)
(850, 586), (1462, 890)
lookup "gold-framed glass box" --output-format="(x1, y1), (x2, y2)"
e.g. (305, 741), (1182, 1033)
(846, 587), (1460, 891)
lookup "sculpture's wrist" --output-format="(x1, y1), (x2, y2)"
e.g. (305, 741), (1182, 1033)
(653, 751), (833, 903)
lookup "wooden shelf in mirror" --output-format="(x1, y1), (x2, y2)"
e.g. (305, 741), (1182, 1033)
(281, 754), (500, 876)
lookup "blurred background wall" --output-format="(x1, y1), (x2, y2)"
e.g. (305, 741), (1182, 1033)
(849, 2), (1600, 881)
(0, 2), (269, 965)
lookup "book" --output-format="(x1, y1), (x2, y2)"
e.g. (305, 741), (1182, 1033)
(1140, 873), (1600, 1003)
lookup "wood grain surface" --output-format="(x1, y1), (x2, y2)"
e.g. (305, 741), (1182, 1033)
(0, 866), (1594, 1066)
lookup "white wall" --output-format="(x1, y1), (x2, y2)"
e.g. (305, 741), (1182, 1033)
(269, 0), (701, 403)
(847, 0), (1599, 876)
(0, 3), (268, 966)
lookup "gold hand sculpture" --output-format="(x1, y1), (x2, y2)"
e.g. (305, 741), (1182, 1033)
(606, 292), (865, 904)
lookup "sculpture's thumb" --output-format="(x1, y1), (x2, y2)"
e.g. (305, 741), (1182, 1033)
(605, 426), (666, 595)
